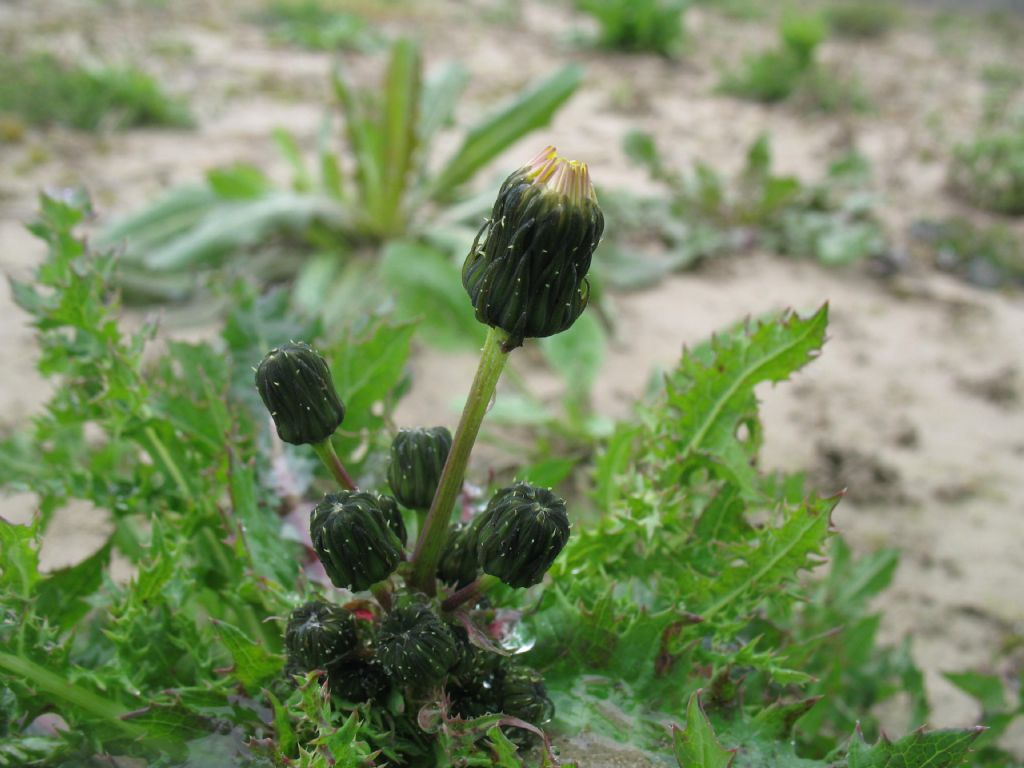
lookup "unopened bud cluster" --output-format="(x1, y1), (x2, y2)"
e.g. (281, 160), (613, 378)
(255, 146), (601, 739)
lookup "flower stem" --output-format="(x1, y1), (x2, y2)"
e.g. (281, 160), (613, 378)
(409, 327), (510, 594)
(313, 439), (356, 491)
(441, 575), (499, 612)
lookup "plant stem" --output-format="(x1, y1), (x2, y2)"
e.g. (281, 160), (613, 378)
(410, 327), (510, 594)
(0, 651), (145, 739)
(144, 426), (193, 506)
(313, 439), (357, 491)
(441, 575), (499, 612)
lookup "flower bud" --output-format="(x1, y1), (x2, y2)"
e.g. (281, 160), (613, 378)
(328, 660), (390, 703)
(255, 342), (345, 445)
(376, 601), (459, 686)
(475, 482), (569, 588)
(284, 601), (358, 672)
(437, 521), (480, 589)
(310, 491), (407, 592)
(386, 426), (452, 510)
(462, 147), (604, 347)
(498, 666), (554, 725)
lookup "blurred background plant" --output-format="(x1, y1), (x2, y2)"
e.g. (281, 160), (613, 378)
(588, 130), (886, 292)
(100, 38), (582, 348)
(255, 0), (385, 51)
(825, 1), (901, 39)
(718, 10), (869, 112)
(573, 0), (690, 57)
(910, 217), (1024, 289)
(0, 52), (191, 133)
(948, 133), (1024, 215)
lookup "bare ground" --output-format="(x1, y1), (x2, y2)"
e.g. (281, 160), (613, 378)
(2, 0), (1023, 761)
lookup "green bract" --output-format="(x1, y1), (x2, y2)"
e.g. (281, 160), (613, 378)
(475, 482), (570, 588)
(255, 341), (346, 445)
(462, 146), (604, 348)
(284, 600), (359, 672)
(310, 491), (407, 591)
(387, 426), (453, 510)
(376, 601), (459, 685)
(437, 521), (480, 588)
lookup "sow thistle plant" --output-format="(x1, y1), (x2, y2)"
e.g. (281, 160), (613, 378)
(0, 162), (996, 765)
(254, 147), (600, 749)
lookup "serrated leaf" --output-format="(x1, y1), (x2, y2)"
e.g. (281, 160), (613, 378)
(34, 538), (111, 629)
(674, 692), (735, 768)
(229, 457), (299, 585)
(699, 493), (837, 622)
(845, 727), (985, 768)
(660, 305), (828, 497)
(213, 620), (282, 691)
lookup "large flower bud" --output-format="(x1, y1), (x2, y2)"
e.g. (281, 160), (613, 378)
(475, 483), (570, 588)
(284, 601), (358, 672)
(437, 521), (480, 589)
(386, 427), (452, 510)
(462, 147), (604, 347)
(310, 491), (407, 592)
(498, 665), (554, 725)
(376, 601), (459, 686)
(255, 342), (345, 445)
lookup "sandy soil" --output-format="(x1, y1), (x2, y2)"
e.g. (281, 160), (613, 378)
(2, 0), (1024, 763)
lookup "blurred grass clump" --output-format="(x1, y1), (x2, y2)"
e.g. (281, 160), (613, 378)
(825, 2), (899, 39)
(949, 133), (1024, 215)
(574, 0), (689, 57)
(719, 12), (825, 102)
(719, 12), (868, 112)
(912, 217), (1024, 288)
(258, 0), (384, 51)
(0, 53), (191, 132)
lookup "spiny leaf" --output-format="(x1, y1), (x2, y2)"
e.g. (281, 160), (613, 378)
(213, 620), (283, 691)
(673, 692), (735, 768)
(658, 305), (828, 497)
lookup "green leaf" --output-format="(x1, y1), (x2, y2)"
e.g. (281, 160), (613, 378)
(418, 63), (470, 154)
(272, 127), (313, 192)
(539, 311), (605, 403)
(432, 64), (583, 197)
(206, 164), (272, 200)
(213, 620), (283, 691)
(229, 457), (299, 586)
(699, 493), (837, 622)
(844, 727), (985, 768)
(517, 456), (577, 489)
(661, 304), (828, 497)
(673, 692), (735, 768)
(326, 318), (417, 469)
(34, 538), (111, 629)
(943, 672), (1007, 713)
(379, 240), (483, 348)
